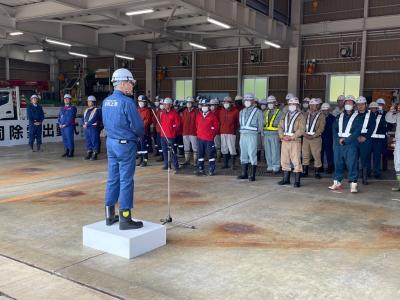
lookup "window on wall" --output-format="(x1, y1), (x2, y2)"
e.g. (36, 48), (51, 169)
(243, 77), (268, 100)
(174, 79), (192, 100)
(328, 74), (360, 102)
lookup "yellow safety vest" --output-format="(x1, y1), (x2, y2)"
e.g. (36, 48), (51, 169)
(264, 109), (280, 131)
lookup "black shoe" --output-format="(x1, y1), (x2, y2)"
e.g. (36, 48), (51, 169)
(301, 165), (309, 178)
(362, 168), (368, 185)
(208, 170), (215, 176)
(67, 149), (74, 157)
(278, 171), (291, 185)
(90, 152), (98, 161)
(294, 172), (301, 188)
(85, 151), (92, 160)
(315, 168), (321, 179)
(249, 165), (257, 181)
(237, 164), (249, 179)
(105, 206), (119, 226)
(140, 160), (147, 167)
(119, 210), (143, 230)
(62, 149), (69, 157)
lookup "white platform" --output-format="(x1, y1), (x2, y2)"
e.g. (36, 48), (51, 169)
(83, 220), (166, 259)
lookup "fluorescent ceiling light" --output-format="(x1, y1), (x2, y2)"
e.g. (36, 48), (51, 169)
(189, 42), (207, 50)
(264, 40), (281, 49)
(9, 31), (24, 36)
(125, 8), (154, 16)
(45, 38), (71, 47)
(28, 49), (44, 53)
(68, 51), (88, 58)
(115, 54), (135, 61)
(206, 17), (231, 29)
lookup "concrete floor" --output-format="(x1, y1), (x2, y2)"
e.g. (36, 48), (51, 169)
(1, 141), (400, 300)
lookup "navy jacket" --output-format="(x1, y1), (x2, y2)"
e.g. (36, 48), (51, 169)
(27, 104), (45, 124)
(58, 105), (77, 127)
(332, 111), (363, 146)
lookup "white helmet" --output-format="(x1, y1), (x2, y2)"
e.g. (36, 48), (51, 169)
(303, 97), (310, 102)
(309, 98), (319, 105)
(345, 95), (356, 103)
(337, 95), (346, 102)
(267, 95), (277, 103)
(223, 96), (233, 102)
(164, 97), (173, 104)
(235, 95), (243, 101)
(244, 93), (255, 101)
(376, 98), (385, 105)
(138, 95), (148, 102)
(30, 94), (39, 100)
(321, 103), (331, 110)
(258, 99), (268, 105)
(111, 68), (135, 83)
(186, 96), (194, 102)
(286, 93), (295, 101)
(316, 98), (322, 104)
(288, 97), (300, 105)
(210, 98), (219, 105)
(63, 94), (72, 99)
(369, 102), (379, 109)
(87, 95), (96, 102)
(356, 96), (367, 104)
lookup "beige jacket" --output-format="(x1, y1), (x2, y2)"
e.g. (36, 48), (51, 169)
(278, 111), (305, 141)
(303, 111), (326, 138)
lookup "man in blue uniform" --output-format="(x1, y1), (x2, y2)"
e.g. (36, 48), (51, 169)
(329, 95), (363, 193)
(83, 95), (101, 160)
(320, 103), (335, 173)
(58, 94), (77, 157)
(356, 96), (376, 185)
(27, 94), (44, 152)
(102, 68), (144, 230)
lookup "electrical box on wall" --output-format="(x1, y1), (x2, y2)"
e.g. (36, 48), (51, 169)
(339, 43), (353, 58)
(250, 49), (262, 63)
(179, 54), (191, 66)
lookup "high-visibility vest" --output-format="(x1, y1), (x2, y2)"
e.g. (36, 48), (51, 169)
(264, 109), (280, 131)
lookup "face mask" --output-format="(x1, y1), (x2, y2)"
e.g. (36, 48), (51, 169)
(201, 106), (209, 113)
(138, 102), (145, 108)
(244, 101), (252, 108)
(260, 105), (267, 110)
(160, 104), (164, 110)
(344, 104), (353, 111)
(223, 103), (230, 109)
(267, 103), (274, 110)
(288, 105), (297, 112)
(187, 102), (193, 108)
(303, 103), (309, 109)
(210, 105), (216, 111)
(154, 102), (160, 107)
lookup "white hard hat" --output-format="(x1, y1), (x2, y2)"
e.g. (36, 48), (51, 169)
(138, 95), (148, 102)
(356, 96), (367, 104)
(321, 103), (331, 110)
(303, 97), (310, 102)
(30, 94), (39, 100)
(376, 98), (385, 105)
(267, 95), (277, 103)
(223, 96), (233, 102)
(87, 95), (96, 102)
(164, 97), (173, 104)
(316, 98), (322, 104)
(64, 94), (72, 99)
(234, 95), (243, 101)
(111, 68), (135, 83)
(309, 98), (319, 105)
(288, 97), (300, 105)
(210, 98), (219, 105)
(369, 101), (379, 108)
(286, 93), (295, 101)
(345, 95), (356, 103)
(337, 95), (346, 101)
(244, 93), (255, 101)
(186, 96), (194, 102)
(258, 99), (268, 105)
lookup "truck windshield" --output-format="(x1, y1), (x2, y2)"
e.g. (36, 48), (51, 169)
(0, 92), (10, 106)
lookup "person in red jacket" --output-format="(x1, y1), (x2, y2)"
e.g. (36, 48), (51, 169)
(160, 97), (181, 171)
(153, 98), (164, 161)
(181, 96), (198, 166)
(137, 95), (153, 167)
(219, 96), (240, 169)
(196, 98), (219, 176)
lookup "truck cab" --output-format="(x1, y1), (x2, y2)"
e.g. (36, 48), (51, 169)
(0, 88), (18, 120)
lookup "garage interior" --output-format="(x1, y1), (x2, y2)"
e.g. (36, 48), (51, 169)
(1, 0), (400, 299)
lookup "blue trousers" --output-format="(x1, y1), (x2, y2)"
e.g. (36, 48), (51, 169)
(371, 138), (386, 177)
(61, 126), (75, 150)
(321, 138), (334, 168)
(263, 133), (280, 171)
(161, 137), (179, 169)
(29, 124), (42, 145)
(197, 138), (216, 173)
(156, 132), (163, 156)
(137, 135), (150, 160)
(84, 127), (100, 152)
(239, 133), (258, 165)
(105, 138), (136, 210)
(334, 144), (358, 183)
(358, 139), (372, 169)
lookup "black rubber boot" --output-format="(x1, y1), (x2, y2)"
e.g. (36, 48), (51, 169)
(119, 210), (143, 230)
(105, 206), (119, 226)
(315, 167), (321, 179)
(278, 171), (291, 185)
(294, 172), (301, 188)
(249, 165), (257, 182)
(85, 151), (92, 160)
(90, 152), (98, 161)
(237, 164), (249, 179)
(362, 167), (368, 185)
(231, 155), (236, 170)
(30, 144), (35, 152)
(222, 154), (229, 169)
(302, 165), (309, 178)
(62, 149), (68, 157)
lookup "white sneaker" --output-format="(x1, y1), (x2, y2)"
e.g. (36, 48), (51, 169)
(350, 182), (358, 193)
(329, 180), (342, 191)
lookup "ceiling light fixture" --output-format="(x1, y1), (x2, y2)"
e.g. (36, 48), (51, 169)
(115, 54), (135, 60)
(125, 8), (154, 16)
(9, 31), (24, 36)
(45, 38), (71, 47)
(189, 42), (207, 50)
(28, 49), (44, 53)
(68, 51), (88, 58)
(264, 40), (281, 49)
(206, 17), (231, 29)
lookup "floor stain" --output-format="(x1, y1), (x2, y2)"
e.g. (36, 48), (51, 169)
(51, 190), (86, 197)
(17, 167), (44, 173)
(171, 191), (202, 198)
(216, 223), (263, 235)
